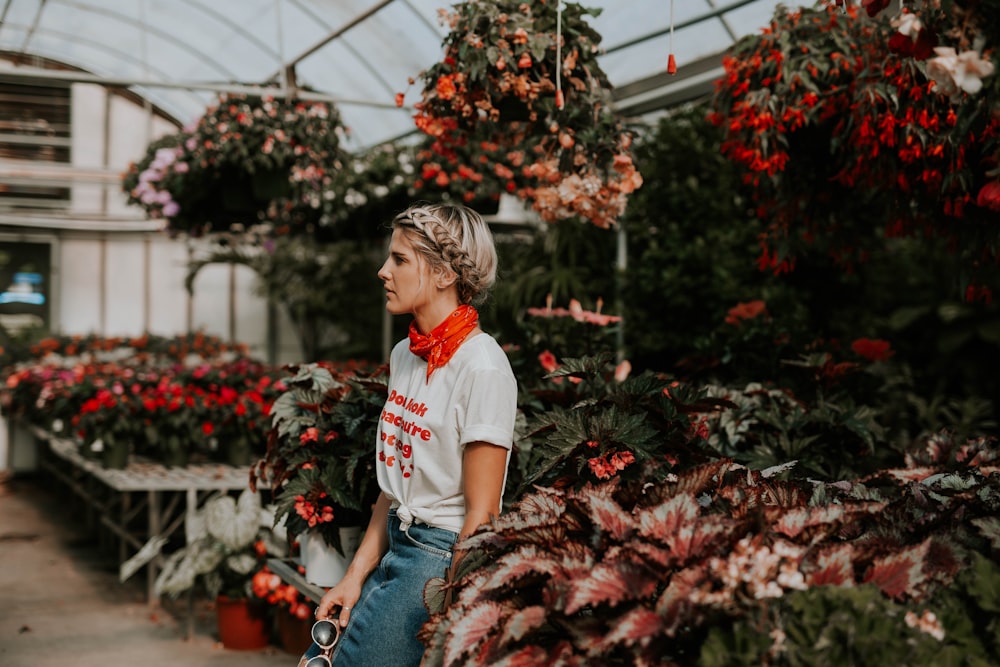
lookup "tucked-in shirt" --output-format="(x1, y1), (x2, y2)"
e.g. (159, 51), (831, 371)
(375, 332), (517, 533)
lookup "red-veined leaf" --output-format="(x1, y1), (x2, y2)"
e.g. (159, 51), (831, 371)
(582, 492), (634, 541)
(655, 567), (705, 635)
(665, 518), (731, 561)
(481, 545), (561, 591)
(596, 607), (664, 652)
(636, 493), (700, 541)
(489, 645), (551, 667)
(863, 539), (930, 599)
(500, 605), (548, 643)
(443, 601), (505, 667)
(627, 540), (674, 568)
(805, 543), (856, 587)
(565, 561), (658, 614)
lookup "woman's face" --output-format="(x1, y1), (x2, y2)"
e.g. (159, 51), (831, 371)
(377, 227), (432, 316)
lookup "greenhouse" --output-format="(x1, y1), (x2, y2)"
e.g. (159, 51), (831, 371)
(0, 0), (998, 665)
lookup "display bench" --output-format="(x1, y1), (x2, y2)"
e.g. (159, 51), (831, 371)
(31, 424), (252, 609)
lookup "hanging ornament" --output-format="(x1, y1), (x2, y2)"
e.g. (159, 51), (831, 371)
(667, 0), (677, 74)
(556, 0), (565, 108)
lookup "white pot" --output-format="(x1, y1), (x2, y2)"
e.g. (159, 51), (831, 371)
(302, 526), (361, 588)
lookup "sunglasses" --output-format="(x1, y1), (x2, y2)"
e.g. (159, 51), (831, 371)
(304, 619), (341, 667)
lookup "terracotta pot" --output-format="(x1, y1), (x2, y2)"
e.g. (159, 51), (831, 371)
(277, 609), (314, 655)
(215, 595), (270, 650)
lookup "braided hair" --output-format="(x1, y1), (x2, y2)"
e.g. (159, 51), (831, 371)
(391, 203), (498, 306)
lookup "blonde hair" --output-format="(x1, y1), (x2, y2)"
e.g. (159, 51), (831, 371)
(391, 202), (498, 306)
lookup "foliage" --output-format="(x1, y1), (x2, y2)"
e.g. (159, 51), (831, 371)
(122, 93), (348, 239)
(710, 1), (1000, 295)
(420, 437), (1000, 666)
(620, 107), (770, 372)
(155, 489), (286, 600)
(185, 233), (386, 362)
(409, 0), (642, 227)
(250, 361), (386, 555)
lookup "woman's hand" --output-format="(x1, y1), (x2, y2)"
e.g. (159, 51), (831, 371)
(313, 492), (393, 628)
(316, 576), (364, 628)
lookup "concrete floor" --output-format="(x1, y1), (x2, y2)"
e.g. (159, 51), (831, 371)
(0, 471), (298, 667)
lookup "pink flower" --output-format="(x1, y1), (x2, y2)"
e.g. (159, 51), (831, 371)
(614, 360), (632, 382)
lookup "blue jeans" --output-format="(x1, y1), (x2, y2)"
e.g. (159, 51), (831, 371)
(301, 511), (457, 667)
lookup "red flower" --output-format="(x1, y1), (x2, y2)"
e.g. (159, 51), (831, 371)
(976, 180), (1000, 212)
(850, 337), (894, 362)
(538, 350), (559, 373)
(201, 421), (214, 436)
(725, 300), (768, 325)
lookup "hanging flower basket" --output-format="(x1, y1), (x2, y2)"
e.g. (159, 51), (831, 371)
(122, 93), (348, 239)
(408, 0), (642, 228)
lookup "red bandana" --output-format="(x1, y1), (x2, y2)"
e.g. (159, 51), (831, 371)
(408, 305), (479, 381)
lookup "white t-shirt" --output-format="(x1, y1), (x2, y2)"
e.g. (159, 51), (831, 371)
(375, 332), (518, 533)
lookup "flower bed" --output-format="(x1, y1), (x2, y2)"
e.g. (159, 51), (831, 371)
(1, 333), (286, 467)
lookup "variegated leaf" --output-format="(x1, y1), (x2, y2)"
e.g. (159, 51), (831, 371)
(443, 601), (505, 667)
(655, 567), (704, 634)
(490, 645), (552, 667)
(863, 539), (930, 599)
(582, 491), (634, 541)
(627, 540), (674, 568)
(636, 493), (700, 541)
(596, 607), (663, 652)
(665, 518), (730, 562)
(805, 543), (856, 587)
(482, 545), (562, 591)
(565, 561), (658, 614)
(205, 489), (261, 551)
(500, 605), (548, 643)
(971, 516), (1000, 551)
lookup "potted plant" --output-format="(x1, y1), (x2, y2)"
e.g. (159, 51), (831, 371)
(407, 0), (642, 228)
(251, 564), (315, 655)
(250, 361), (386, 586)
(154, 488), (287, 650)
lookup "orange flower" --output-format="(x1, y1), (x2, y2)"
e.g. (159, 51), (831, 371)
(435, 75), (458, 100)
(518, 52), (532, 69)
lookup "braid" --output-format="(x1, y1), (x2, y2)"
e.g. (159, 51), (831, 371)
(393, 203), (496, 305)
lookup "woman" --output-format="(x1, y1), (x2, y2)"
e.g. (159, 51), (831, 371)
(300, 203), (518, 667)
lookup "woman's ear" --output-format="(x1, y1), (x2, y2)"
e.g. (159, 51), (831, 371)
(434, 267), (458, 290)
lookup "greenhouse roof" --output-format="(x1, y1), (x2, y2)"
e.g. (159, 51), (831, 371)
(0, 0), (802, 151)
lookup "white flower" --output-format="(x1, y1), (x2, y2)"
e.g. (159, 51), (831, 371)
(891, 11), (922, 39)
(927, 46), (995, 100)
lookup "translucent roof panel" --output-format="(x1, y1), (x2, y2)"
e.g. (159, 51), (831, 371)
(0, 0), (803, 150)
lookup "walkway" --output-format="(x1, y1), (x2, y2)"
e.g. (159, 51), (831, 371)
(0, 471), (296, 667)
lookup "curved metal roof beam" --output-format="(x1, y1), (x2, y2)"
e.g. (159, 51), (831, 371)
(284, 0), (398, 95)
(47, 0), (239, 80)
(604, 0), (757, 55)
